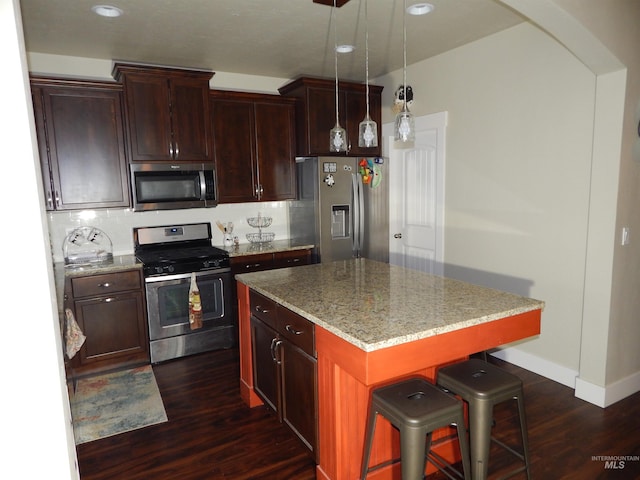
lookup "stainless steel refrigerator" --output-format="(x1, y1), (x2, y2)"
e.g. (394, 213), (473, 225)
(288, 157), (388, 264)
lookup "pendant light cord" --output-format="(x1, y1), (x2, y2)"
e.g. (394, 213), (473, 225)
(365, 0), (370, 119)
(333, 0), (339, 126)
(402, 0), (407, 111)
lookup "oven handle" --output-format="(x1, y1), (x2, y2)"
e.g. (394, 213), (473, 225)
(144, 268), (231, 283)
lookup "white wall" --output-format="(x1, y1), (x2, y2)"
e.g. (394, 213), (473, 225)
(28, 52), (290, 94)
(1, 0), (77, 478)
(379, 22), (595, 382)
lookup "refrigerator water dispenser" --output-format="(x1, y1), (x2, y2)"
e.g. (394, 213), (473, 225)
(331, 205), (350, 238)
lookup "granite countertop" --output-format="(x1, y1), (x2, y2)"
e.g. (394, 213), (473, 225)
(236, 258), (545, 352)
(58, 254), (141, 278)
(223, 239), (314, 257)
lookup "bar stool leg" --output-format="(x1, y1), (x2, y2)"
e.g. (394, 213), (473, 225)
(516, 394), (531, 480)
(468, 398), (493, 480)
(454, 411), (472, 479)
(360, 410), (378, 480)
(400, 425), (428, 480)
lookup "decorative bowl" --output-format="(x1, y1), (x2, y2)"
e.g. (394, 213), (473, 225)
(247, 216), (273, 229)
(246, 232), (275, 244)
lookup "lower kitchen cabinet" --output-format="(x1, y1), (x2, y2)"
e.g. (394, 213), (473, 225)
(250, 290), (318, 458)
(66, 269), (149, 377)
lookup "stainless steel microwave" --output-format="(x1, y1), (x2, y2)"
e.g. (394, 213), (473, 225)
(130, 163), (217, 211)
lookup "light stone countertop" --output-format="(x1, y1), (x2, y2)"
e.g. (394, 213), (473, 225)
(236, 258), (545, 352)
(223, 239), (314, 257)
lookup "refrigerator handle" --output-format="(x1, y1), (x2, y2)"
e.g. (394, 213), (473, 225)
(351, 173), (360, 256)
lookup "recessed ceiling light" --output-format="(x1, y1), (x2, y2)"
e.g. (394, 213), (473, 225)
(91, 5), (123, 17)
(336, 44), (355, 53)
(407, 3), (434, 16)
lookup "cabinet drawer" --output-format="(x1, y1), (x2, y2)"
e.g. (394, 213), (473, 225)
(274, 249), (311, 268)
(278, 307), (315, 357)
(231, 253), (274, 273)
(250, 290), (278, 329)
(71, 270), (141, 298)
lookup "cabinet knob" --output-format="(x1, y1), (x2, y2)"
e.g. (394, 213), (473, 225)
(98, 282), (113, 288)
(393, 233), (402, 239)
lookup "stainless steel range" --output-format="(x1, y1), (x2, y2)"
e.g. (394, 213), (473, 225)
(134, 222), (234, 363)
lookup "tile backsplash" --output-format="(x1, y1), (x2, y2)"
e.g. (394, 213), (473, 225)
(48, 202), (290, 263)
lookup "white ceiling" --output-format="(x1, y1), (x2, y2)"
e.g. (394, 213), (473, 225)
(20, 0), (525, 82)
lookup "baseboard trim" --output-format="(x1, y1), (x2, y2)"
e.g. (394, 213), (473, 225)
(575, 371), (640, 408)
(491, 347), (640, 408)
(490, 347), (578, 389)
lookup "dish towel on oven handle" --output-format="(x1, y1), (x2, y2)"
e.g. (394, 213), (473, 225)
(64, 308), (86, 359)
(189, 272), (203, 330)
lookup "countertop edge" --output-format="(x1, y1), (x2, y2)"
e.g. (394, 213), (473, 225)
(242, 282), (543, 352)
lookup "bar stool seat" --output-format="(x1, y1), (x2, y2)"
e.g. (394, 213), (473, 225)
(360, 377), (471, 480)
(436, 359), (531, 480)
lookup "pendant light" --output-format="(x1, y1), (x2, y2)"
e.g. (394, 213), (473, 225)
(329, 0), (347, 153)
(394, 0), (415, 142)
(358, 0), (378, 148)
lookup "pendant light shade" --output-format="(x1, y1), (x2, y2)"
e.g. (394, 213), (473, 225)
(358, 0), (378, 148)
(330, 0), (347, 153)
(394, 0), (414, 142)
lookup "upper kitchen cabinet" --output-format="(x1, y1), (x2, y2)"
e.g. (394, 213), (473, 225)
(30, 77), (129, 211)
(210, 91), (296, 203)
(278, 77), (383, 157)
(113, 63), (213, 163)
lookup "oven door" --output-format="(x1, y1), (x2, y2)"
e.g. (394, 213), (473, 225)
(145, 269), (232, 341)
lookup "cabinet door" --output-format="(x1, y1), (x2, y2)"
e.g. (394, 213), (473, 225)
(35, 83), (129, 210)
(281, 340), (318, 457)
(73, 290), (148, 374)
(31, 86), (55, 211)
(211, 99), (258, 202)
(170, 76), (211, 162)
(121, 73), (173, 161)
(250, 316), (280, 414)
(305, 87), (347, 156)
(255, 102), (296, 201)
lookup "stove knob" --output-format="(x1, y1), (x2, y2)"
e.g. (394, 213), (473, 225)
(167, 265), (175, 273)
(155, 266), (163, 274)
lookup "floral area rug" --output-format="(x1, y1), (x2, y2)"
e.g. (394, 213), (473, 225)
(70, 365), (168, 445)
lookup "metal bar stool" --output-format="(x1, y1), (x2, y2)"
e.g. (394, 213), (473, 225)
(436, 359), (531, 480)
(360, 377), (471, 480)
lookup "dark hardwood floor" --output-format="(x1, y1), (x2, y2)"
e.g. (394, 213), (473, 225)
(76, 349), (640, 479)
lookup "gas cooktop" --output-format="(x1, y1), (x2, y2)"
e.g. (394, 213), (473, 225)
(134, 223), (230, 277)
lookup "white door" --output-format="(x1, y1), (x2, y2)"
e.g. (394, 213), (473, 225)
(384, 112), (446, 275)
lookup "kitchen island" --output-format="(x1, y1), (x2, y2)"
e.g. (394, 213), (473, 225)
(236, 259), (544, 480)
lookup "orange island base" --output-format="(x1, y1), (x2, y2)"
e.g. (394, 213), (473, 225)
(236, 259), (543, 480)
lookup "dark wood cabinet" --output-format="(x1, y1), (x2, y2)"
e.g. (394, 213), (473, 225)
(66, 269), (149, 377)
(210, 91), (296, 203)
(230, 248), (312, 329)
(30, 77), (129, 211)
(250, 290), (317, 458)
(113, 63), (213, 163)
(279, 77), (383, 157)
(230, 248), (312, 275)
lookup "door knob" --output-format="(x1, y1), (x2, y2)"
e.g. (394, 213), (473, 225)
(393, 233), (402, 239)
